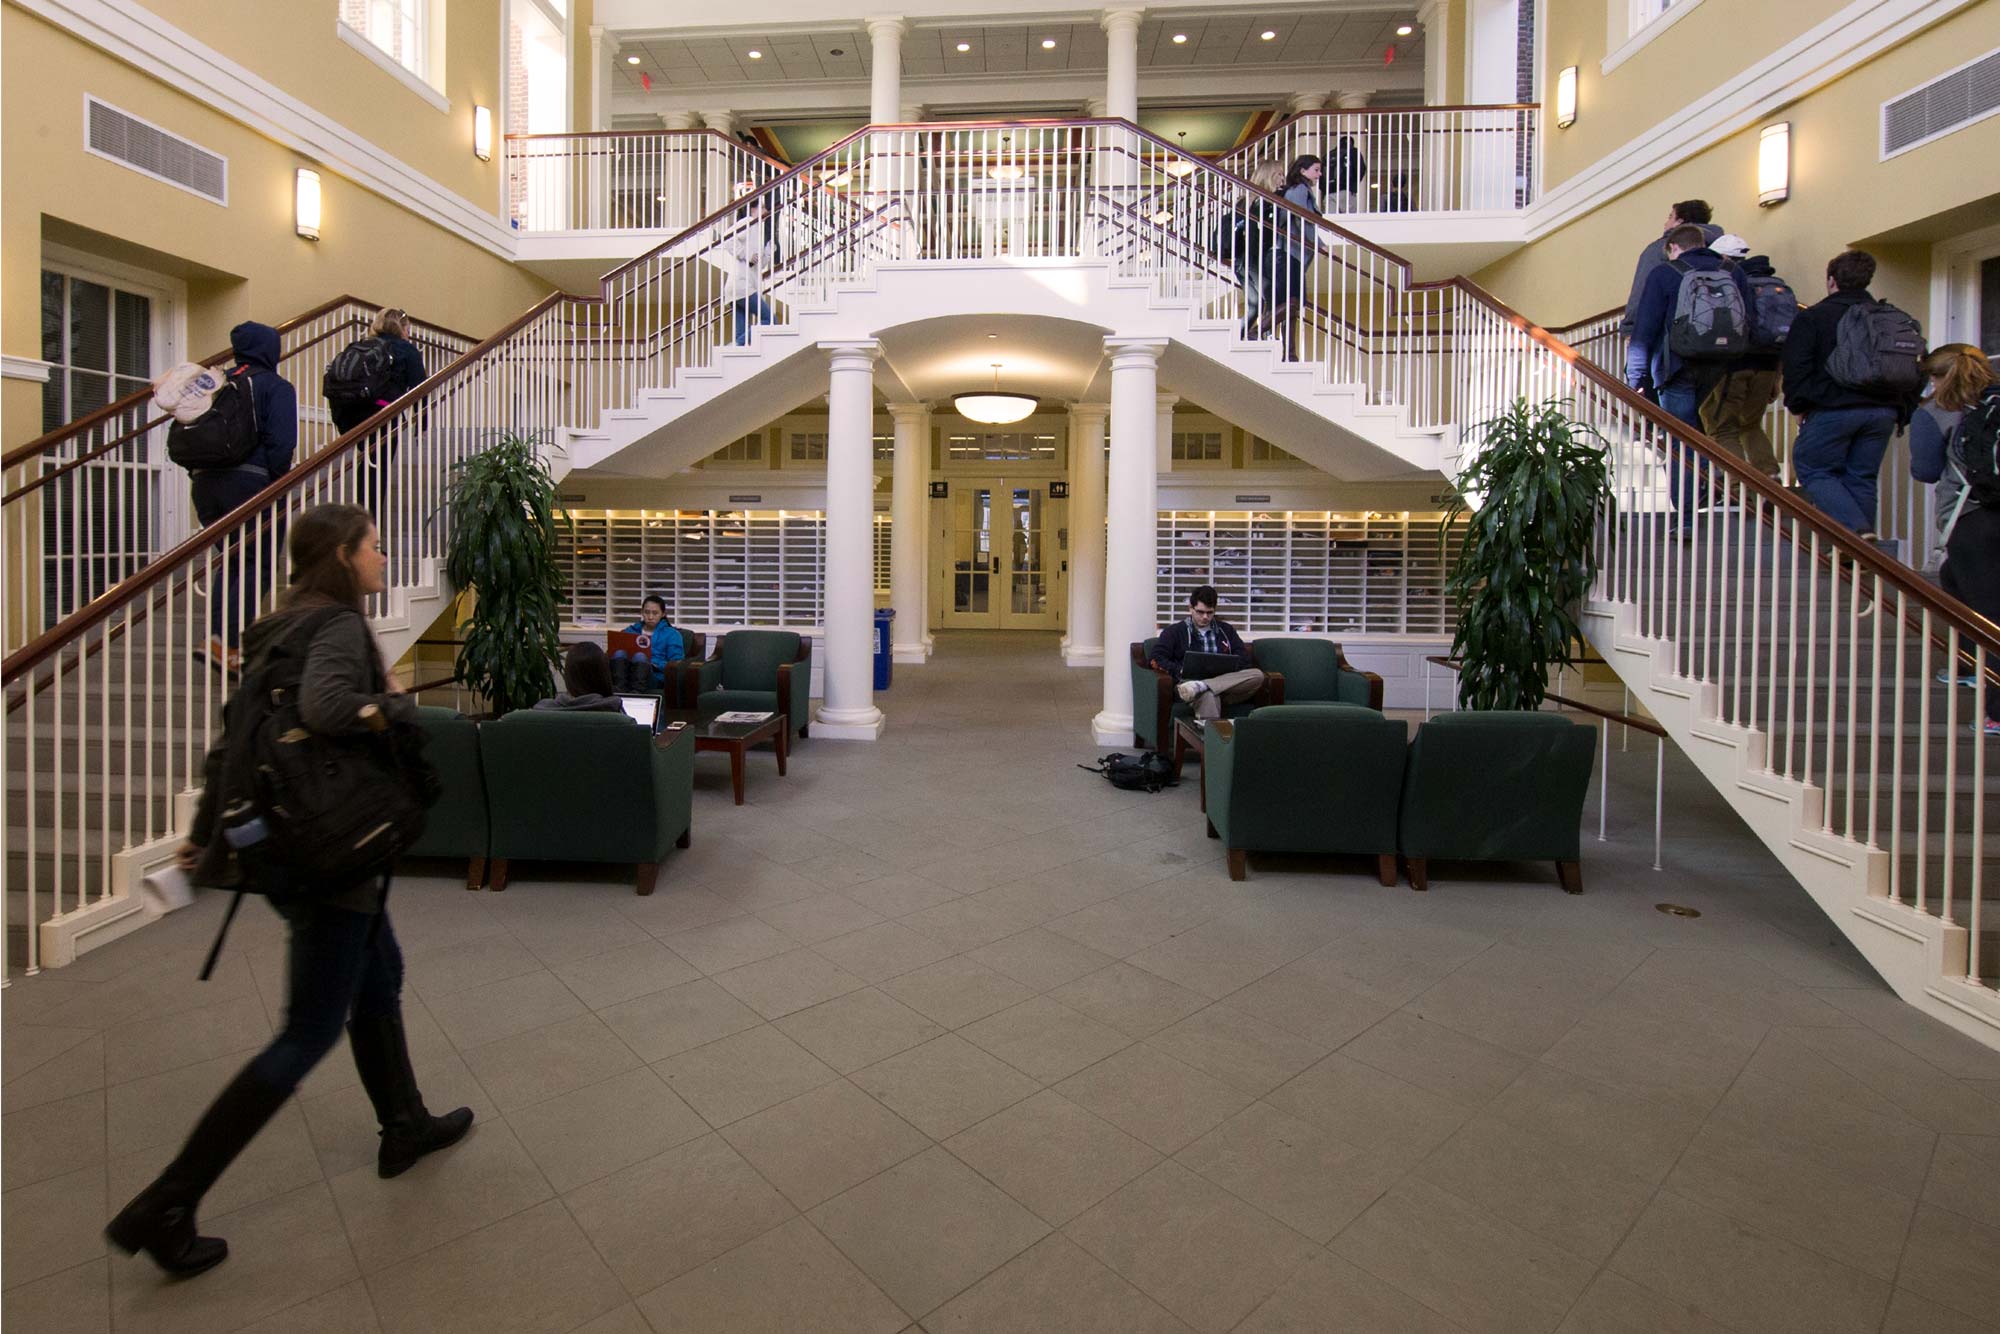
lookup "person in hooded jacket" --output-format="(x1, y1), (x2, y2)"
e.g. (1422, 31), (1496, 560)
(106, 504), (473, 1279)
(1619, 200), (1724, 344)
(194, 322), (298, 671)
(1698, 234), (1786, 481)
(534, 641), (627, 713)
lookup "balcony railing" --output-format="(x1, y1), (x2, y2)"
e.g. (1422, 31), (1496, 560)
(504, 129), (784, 233)
(1219, 105), (1541, 215)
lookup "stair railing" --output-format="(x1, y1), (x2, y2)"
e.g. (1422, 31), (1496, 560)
(1219, 105), (1542, 214)
(503, 129), (784, 233)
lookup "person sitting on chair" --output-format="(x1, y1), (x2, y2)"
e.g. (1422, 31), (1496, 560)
(611, 594), (684, 693)
(1150, 585), (1266, 721)
(535, 642), (626, 713)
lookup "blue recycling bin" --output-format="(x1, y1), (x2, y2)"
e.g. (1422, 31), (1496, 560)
(873, 609), (895, 690)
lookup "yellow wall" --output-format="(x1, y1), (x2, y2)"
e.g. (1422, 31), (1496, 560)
(1479, 3), (2000, 328)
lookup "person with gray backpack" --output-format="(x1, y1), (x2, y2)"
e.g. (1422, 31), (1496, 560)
(1780, 249), (1926, 537)
(1699, 234), (1795, 480)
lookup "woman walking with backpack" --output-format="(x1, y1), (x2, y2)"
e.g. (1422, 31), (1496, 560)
(1260, 155), (1323, 358)
(106, 503), (471, 1278)
(1911, 344), (2000, 735)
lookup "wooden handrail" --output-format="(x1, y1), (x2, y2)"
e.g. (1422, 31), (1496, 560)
(1425, 656), (1668, 737)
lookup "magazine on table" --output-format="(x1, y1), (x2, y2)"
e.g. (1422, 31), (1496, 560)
(712, 710), (775, 724)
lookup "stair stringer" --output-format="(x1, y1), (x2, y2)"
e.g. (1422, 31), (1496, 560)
(562, 259), (1454, 483)
(1580, 600), (2000, 1050)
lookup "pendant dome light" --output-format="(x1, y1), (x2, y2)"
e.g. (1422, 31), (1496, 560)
(954, 363), (1037, 424)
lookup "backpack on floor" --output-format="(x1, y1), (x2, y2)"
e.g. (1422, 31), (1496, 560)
(164, 366), (260, 471)
(1080, 751), (1178, 793)
(1743, 272), (1800, 352)
(1667, 261), (1748, 360)
(323, 336), (397, 409)
(1826, 300), (1925, 394)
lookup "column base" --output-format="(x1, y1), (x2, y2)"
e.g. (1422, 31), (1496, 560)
(813, 705), (886, 741)
(891, 640), (931, 664)
(1091, 711), (1135, 747)
(1063, 644), (1106, 668)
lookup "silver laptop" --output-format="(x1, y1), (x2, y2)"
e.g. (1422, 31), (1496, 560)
(616, 693), (661, 730)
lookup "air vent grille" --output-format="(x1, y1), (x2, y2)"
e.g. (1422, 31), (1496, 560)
(84, 97), (228, 204)
(1882, 47), (2000, 159)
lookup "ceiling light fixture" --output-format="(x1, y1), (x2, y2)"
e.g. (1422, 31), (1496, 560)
(626, 54), (640, 64)
(988, 134), (1024, 181)
(1042, 38), (1057, 49)
(1171, 32), (1188, 43)
(955, 363), (1036, 424)
(1164, 129), (1196, 177)
(748, 49), (762, 58)
(1396, 24), (1413, 36)
(956, 41), (971, 52)
(1260, 29), (1276, 40)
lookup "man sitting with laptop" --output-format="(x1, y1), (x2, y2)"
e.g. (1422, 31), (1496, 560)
(1150, 585), (1267, 722)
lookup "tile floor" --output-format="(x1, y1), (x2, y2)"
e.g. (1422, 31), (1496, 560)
(6, 630), (2000, 1334)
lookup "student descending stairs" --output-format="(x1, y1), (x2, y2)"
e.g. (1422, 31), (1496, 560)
(2, 121), (1995, 1054)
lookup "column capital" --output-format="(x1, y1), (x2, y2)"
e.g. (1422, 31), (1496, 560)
(662, 110), (700, 131)
(865, 15), (908, 40)
(1154, 392), (1180, 410)
(1084, 97), (1110, 118)
(1334, 90), (1373, 110)
(1066, 401), (1110, 423)
(1104, 336), (1167, 369)
(886, 400), (929, 421)
(898, 103), (927, 124)
(1288, 92), (1328, 115)
(1415, 0), (1446, 25)
(822, 340), (883, 373)
(588, 24), (606, 43)
(1100, 6), (1144, 37)
(698, 108), (737, 135)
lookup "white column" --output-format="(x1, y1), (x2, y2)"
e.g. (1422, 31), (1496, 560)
(1417, 0), (1450, 106)
(1064, 403), (1108, 668)
(1335, 90), (1373, 110)
(1155, 391), (1179, 475)
(1084, 96), (1109, 119)
(899, 103), (927, 126)
(1288, 91), (1327, 162)
(699, 108), (737, 138)
(1101, 8), (1142, 121)
(867, 18), (906, 125)
(888, 401), (930, 663)
(1093, 338), (1165, 745)
(817, 342), (887, 739)
(589, 25), (611, 132)
(663, 110), (699, 130)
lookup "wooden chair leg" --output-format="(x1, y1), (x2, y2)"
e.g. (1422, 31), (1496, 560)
(1227, 848), (1247, 881)
(465, 855), (486, 891)
(1406, 856), (1427, 892)
(636, 862), (660, 897)
(676, 827), (691, 850)
(487, 858), (510, 892)
(1376, 853), (1396, 887)
(1556, 860), (1584, 895)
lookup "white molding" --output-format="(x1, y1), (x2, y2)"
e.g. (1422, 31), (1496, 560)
(335, 19), (451, 115)
(19, 0), (514, 259)
(1601, 0), (1709, 77)
(1530, 0), (1974, 243)
(2, 355), (53, 383)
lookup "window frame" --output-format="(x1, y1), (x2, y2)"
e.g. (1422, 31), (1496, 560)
(1601, 0), (1707, 77)
(336, 0), (450, 113)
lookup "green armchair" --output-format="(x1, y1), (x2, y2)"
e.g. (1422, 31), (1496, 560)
(1398, 711), (1597, 893)
(1248, 638), (1384, 709)
(683, 630), (812, 738)
(1129, 639), (1283, 752)
(479, 711), (695, 895)
(1205, 704), (1408, 882)
(406, 706), (488, 890)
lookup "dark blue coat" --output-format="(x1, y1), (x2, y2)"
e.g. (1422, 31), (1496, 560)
(1626, 248), (1754, 390)
(229, 321), (299, 477)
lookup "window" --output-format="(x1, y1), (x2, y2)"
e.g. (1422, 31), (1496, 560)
(944, 431), (1057, 462)
(1604, 0), (1706, 75)
(706, 433), (764, 464)
(789, 431), (828, 462)
(873, 433), (894, 462)
(1248, 437), (1302, 465)
(338, 0), (445, 105)
(1171, 431), (1223, 463)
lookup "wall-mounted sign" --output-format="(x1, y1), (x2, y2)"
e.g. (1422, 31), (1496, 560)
(929, 481), (949, 498)
(727, 494), (763, 503)
(1234, 494), (1271, 504)
(1048, 482), (1069, 498)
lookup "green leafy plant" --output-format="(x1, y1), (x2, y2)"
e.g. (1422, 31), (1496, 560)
(1441, 397), (1613, 712)
(443, 431), (568, 718)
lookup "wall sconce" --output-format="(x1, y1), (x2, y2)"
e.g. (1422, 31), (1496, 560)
(295, 168), (322, 241)
(473, 105), (493, 161)
(1757, 121), (1790, 207)
(1554, 66), (1578, 128)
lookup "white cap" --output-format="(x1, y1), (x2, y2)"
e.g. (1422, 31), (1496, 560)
(1711, 233), (1751, 258)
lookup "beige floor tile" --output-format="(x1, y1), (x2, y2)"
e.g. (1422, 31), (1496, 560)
(507, 1066), (708, 1192)
(1484, 1062), (1704, 1186)
(661, 915), (798, 975)
(969, 928), (1119, 993)
(719, 1079), (930, 1209)
(1043, 890), (1217, 959)
(612, 885), (741, 938)
(564, 1133), (796, 1295)
(1178, 1101), (1400, 1244)
(1541, 1006), (1761, 1117)
(426, 971), (584, 1052)
(235, 1278), (382, 1334)
(1049, 963), (1210, 1038)
(714, 947), (869, 1020)
(461, 1012), (642, 1113)
(1881, 1285), (2000, 1334)
(595, 978), (763, 1063)
(1148, 1005), (1330, 1097)
(1065, 1160), (1320, 1334)
(849, 1034), (1041, 1139)
(1404, 941), (1634, 1058)
(329, 1119), (551, 1273)
(1554, 1272), (1735, 1333)
(812, 921), (958, 984)
(567, 1303), (653, 1334)
(1925, 1135), (2000, 1230)
(1608, 1191), (1890, 1334)
(923, 1232), (1192, 1334)
(1808, 987), (2000, 1082)
(3, 1022), (96, 1084)
(110, 1182), (357, 1334)
(960, 997), (1132, 1083)
(1055, 1043), (1252, 1154)
(1221, 965), (1396, 1050)
(840, 874), (965, 920)
(703, 860), (829, 913)
(1284, 921), (1496, 1009)
(880, 957), (1036, 1029)
(407, 934), (544, 1002)
(6, 1165), (107, 1291)
(656, 1024), (839, 1126)
(1237, 1251), (1470, 1334)
(632, 1215), (907, 1334)
(4, 1090), (105, 1189)
(774, 988), (948, 1074)
(551, 941), (701, 1010)
(1124, 919), (1307, 1001)
(1333, 1176), (1595, 1334)
(901, 896), (1045, 952)
(2, 1259), (109, 1334)
(1897, 1203), (2000, 1326)
(4, 1033), (106, 1116)
(365, 1197), (626, 1334)
(944, 1090), (1160, 1225)
(1338, 1010), (1529, 1109)
(101, 994), (271, 1084)
(809, 1146), (1050, 1317)
(757, 893), (885, 944)
(1264, 1053), (1470, 1165)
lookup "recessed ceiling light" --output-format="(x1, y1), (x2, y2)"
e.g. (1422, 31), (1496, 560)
(828, 48), (843, 56)
(1041, 38), (1056, 49)
(956, 41), (971, 52)
(1396, 24), (1413, 36)
(747, 49), (762, 58)
(1171, 33), (1188, 43)
(1261, 30), (1276, 40)
(625, 55), (640, 64)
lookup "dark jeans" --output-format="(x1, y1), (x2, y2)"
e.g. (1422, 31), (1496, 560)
(190, 467), (274, 648)
(1792, 405), (1897, 533)
(732, 295), (772, 345)
(243, 897), (405, 1092)
(1658, 377), (1711, 523)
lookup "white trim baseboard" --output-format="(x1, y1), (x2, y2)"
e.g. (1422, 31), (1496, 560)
(20, 0), (513, 259)
(2, 355), (53, 383)
(335, 19), (451, 115)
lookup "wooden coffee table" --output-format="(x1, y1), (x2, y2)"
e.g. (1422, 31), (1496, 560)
(662, 710), (788, 804)
(1173, 715), (1209, 811)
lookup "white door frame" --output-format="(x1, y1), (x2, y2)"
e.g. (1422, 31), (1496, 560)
(1929, 219), (2000, 353)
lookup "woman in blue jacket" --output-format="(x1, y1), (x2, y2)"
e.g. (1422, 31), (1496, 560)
(612, 594), (684, 692)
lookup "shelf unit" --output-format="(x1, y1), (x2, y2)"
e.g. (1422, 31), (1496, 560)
(1155, 510), (1467, 636)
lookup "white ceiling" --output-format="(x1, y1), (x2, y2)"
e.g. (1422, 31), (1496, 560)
(876, 315), (1117, 405)
(615, 9), (1424, 91)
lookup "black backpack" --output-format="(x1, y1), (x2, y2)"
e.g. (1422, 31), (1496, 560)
(323, 336), (398, 408)
(1743, 271), (1800, 352)
(165, 367), (260, 471)
(1826, 300), (1925, 394)
(1952, 384), (2000, 512)
(1080, 751), (1178, 793)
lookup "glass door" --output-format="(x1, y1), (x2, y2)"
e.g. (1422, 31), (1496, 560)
(941, 477), (1059, 630)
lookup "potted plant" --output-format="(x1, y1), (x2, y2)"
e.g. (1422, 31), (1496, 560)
(443, 431), (568, 718)
(1441, 397), (1613, 711)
